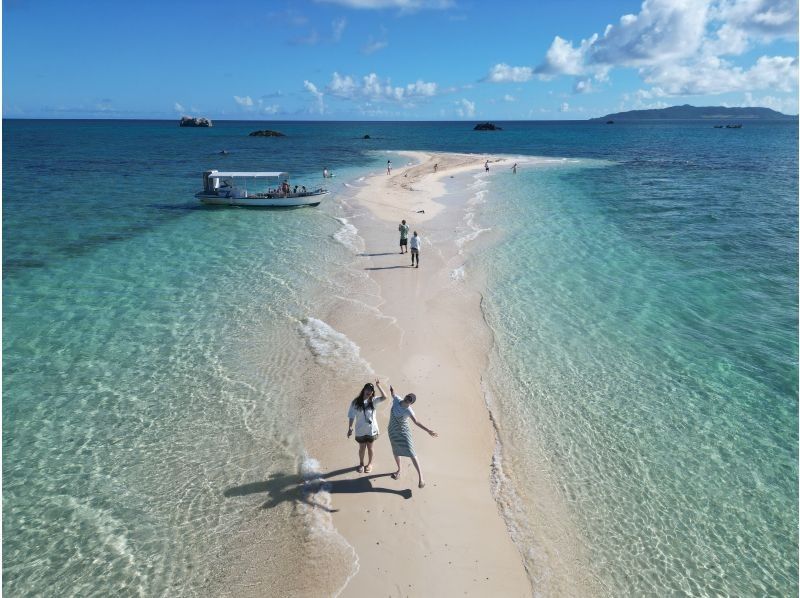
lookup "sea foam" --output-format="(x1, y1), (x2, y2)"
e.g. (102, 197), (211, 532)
(298, 317), (374, 376)
(333, 217), (364, 253)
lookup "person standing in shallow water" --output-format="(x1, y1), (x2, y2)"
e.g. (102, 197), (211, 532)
(347, 381), (387, 473)
(387, 160), (392, 175)
(375, 380), (437, 488)
(409, 231), (421, 268)
(398, 219), (409, 254)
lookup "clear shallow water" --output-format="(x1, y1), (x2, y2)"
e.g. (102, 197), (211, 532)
(476, 130), (798, 594)
(3, 119), (798, 596)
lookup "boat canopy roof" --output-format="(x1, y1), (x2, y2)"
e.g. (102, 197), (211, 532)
(208, 171), (289, 179)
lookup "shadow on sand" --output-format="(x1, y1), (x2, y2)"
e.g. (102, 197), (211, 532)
(364, 265), (414, 271)
(223, 466), (412, 512)
(359, 252), (399, 257)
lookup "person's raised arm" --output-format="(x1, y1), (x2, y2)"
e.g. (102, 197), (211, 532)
(375, 379), (388, 401)
(409, 412), (438, 437)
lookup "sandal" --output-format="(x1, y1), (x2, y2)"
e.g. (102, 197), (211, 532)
(364, 465), (372, 473)
(390, 472), (399, 480)
(357, 465), (364, 473)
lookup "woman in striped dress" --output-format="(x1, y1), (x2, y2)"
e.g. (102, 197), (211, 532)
(376, 380), (438, 488)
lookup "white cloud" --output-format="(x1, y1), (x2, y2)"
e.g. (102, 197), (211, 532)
(559, 102), (570, 112)
(504, 94), (516, 102)
(712, 0), (798, 41)
(456, 98), (475, 117)
(645, 53), (798, 94)
(303, 80), (325, 113)
(332, 17), (347, 41)
(315, 0), (453, 10)
(486, 63), (533, 82)
(361, 26), (389, 54)
(234, 95), (254, 107)
(174, 102), (185, 113)
(535, 0), (799, 98)
(262, 104), (280, 114)
(573, 78), (593, 93)
(362, 39), (388, 54)
(324, 71), (437, 103)
(742, 91), (798, 113)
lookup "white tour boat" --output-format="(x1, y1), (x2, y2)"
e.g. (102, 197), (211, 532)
(196, 170), (328, 207)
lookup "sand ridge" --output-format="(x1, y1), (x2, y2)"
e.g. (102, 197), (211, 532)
(311, 151), (532, 597)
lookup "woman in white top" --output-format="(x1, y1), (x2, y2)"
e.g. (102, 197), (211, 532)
(347, 380), (386, 473)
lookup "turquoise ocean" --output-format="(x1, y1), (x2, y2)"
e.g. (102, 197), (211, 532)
(3, 119), (797, 596)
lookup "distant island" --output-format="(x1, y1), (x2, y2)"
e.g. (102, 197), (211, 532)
(589, 104), (796, 121)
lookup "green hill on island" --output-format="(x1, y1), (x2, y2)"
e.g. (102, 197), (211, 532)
(590, 104), (796, 121)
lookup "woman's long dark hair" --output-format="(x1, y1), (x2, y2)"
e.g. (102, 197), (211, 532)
(352, 383), (375, 411)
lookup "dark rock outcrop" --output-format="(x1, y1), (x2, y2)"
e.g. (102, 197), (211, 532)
(179, 116), (212, 127)
(249, 130), (286, 137)
(363, 134), (371, 139)
(473, 122), (502, 131)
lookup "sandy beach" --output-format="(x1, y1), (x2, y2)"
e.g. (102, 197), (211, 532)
(303, 152), (532, 596)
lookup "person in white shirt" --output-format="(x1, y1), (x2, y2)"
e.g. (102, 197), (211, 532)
(347, 380), (387, 473)
(409, 231), (421, 268)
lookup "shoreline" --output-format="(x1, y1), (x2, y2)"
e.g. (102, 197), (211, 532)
(308, 151), (532, 596)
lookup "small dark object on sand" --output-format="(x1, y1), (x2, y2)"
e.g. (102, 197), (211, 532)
(416, 210), (425, 214)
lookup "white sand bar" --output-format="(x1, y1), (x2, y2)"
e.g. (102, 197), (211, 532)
(318, 152), (532, 597)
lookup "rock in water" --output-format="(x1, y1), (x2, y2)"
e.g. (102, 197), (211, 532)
(249, 130), (286, 137)
(473, 122), (502, 131)
(179, 116), (212, 127)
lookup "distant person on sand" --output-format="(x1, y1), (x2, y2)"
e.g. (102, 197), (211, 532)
(485, 160), (490, 172)
(387, 160), (392, 175)
(347, 381), (387, 473)
(375, 381), (437, 488)
(398, 219), (409, 254)
(409, 231), (421, 268)
(434, 163), (438, 173)
(512, 163), (517, 174)
(323, 167), (329, 179)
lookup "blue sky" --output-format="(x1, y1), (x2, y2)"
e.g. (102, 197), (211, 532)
(3, 0), (798, 119)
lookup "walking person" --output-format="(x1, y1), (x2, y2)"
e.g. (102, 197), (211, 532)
(512, 163), (517, 174)
(375, 380), (437, 488)
(484, 160), (490, 172)
(347, 381), (387, 473)
(409, 231), (421, 268)
(398, 219), (409, 254)
(323, 167), (329, 179)
(387, 160), (392, 175)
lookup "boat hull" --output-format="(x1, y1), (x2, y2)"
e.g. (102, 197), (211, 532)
(196, 190), (328, 207)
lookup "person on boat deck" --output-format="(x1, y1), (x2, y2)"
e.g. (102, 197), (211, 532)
(281, 180), (290, 194)
(301, 185), (307, 193)
(293, 185), (298, 194)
